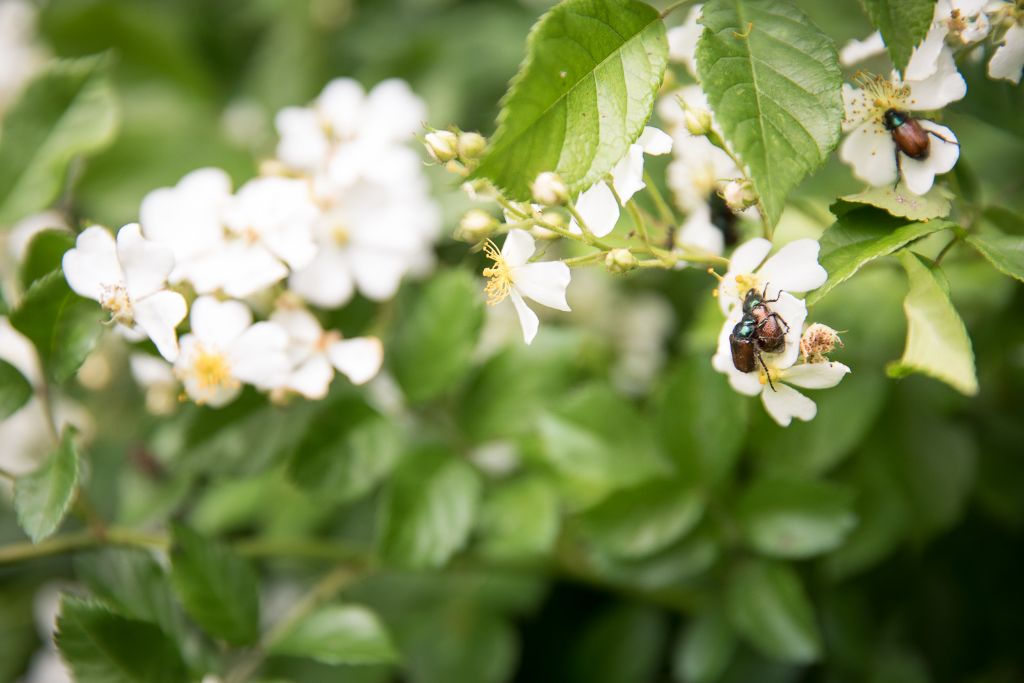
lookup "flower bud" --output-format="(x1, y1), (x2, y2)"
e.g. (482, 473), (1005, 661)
(683, 105), (713, 137)
(531, 172), (569, 206)
(455, 209), (498, 242)
(721, 179), (757, 211)
(605, 248), (638, 274)
(800, 323), (843, 362)
(461, 178), (497, 200)
(457, 131), (487, 160)
(424, 130), (458, 163)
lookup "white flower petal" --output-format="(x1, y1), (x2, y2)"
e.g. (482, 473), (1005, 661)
(989, 23), (1024, 84)
(906, 47), (966, 110)
(840, 31), (886, 67)
(666, 5), (702, 76)
(570, 182), (619, 238)
(841, 83), (872, 131)
(275, 107), (330, 172)
(317, 78), (365, 139)
(363, 79), (427, 142)
(756, 239), (828, 297)
(327, 337), (384, 385)
(288, 354), (334, 399)
(190, 296), (252, 347)
(139, 168), (231, 270)
(676, 204), (725, 257)
(289, 249), (356, 308)
(62, 226), (121, 301)
(501, 229), (536, 267)
(905, 22), (949, 82)
(509, 290), (540, 345)
(218, 242), (290, 298)
(782, 361), (851, 389)
(638, 126), (673, 155)
(132, 290), (187, 362)
(271, 308), (323, 346)
(349, 247), (413, 301)
(761, 382), (817, 427)
(228, 321), (290, 389)
(611, 144), (647, 203)
(512, 261), (571, 311)
(116, 223), (174, 300)
(729, 237), (772, 275)
(839, 122), (898, 188)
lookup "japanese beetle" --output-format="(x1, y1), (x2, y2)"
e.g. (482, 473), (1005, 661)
(883, 108), (958, 186)
(729, 314), (776, 390)
(742, 286), (789, 353)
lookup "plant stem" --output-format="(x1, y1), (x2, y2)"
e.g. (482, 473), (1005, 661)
(563, 251), (607, 267)
(644, 171), (677, 227)
(935, 234), (960, 265)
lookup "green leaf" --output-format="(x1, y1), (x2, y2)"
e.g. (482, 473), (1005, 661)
(287, 395), (401, 504)
(0, 57), (119, 226)
(965, 231), (1024, 283)
(841, 183), (952, 222)
(390, 269), (484, 403)
(656, 355), (747, 485)
(579, 479), (704, 559)
(807, 206), (951, 305)
(477, 476), (561, 561)
(14, 428), (79, 542)
(75, 549), (183, 643)
(888, 251), (977, 395)
(378, 448), (482, 569)
(269, 603), (399, 665)
(859, 0), (937, 74)
(169, 523), (260, 645)
(0, 359), (33, 420)
(18, 228), (75, 289)
(673, 611), (736, 683)
(471, 0), (668, 200)
(55, 596), (187, 683)
(737, 477), (857, 559)
(696, 0), (843, 227)
(10, 269), (103, 382)
(725, 560), (821, 663)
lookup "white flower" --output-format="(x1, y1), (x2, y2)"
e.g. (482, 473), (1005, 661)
(839, 57), (964, 195)
(906, 0), (992, 82)
(989, 21), (1024, 83)
(839, 31), (887, 66)
(129, 353), (179, 415)
(219, 176), (319, 298)
(716, 237), (827, 315)
(288, 181), (440, 307)
(174, 296), (290, 407)
(0, 0), (47, 113)
(271, 307), (383, 399)
(62, 224), (187, 362)
(568, 127), (672, 238)
(666, 5), (703, 77)
(275, 78), (426, 190)
(711, 298), (851, 426)
(139, 167), (233, 292)
(676, 202), (727, 256)
(482, 229), (571, 344)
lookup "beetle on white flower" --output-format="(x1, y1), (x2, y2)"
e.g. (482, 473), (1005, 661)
(714, 238), (827, 315)
(481, 229), (571, 345)
(174, 296), (290, 407)
(271, 306), (384, 400)
(568, 127), (673, 238)
(839, 50), (965, 196)
(711, 289), (850, 427)
(63, 224), (187, 362)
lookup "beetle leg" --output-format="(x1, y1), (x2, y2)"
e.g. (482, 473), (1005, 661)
(756, 350), (775, 392)
(773, 313), (789, 333)
(893, 147), (903, 190)
(761, 282), (782, 304)
(926, 129), (959, 146)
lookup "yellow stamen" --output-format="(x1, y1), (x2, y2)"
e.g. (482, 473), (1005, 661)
(481, 239), (514, 306)
(99, 283), (133, 325)
(853, 71), (909, 110)
(735, 273), (759, 297)
(330, 224), (350, 246)
(179, 345), (239, 404)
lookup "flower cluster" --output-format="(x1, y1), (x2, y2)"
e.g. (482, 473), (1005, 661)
(62, 78), (440, 408)
(710, 239), (850, 427)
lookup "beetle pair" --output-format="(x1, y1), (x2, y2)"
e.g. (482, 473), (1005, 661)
(729, 286), (789, 391)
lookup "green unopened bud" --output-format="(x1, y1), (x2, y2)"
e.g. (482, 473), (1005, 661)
(424, 130), (458, 163)
(531, 172), (569, 206)
(458, 131), (487, 160)
(720, 179), (757, 211)
(605, 248), (638, 274)
(461, 179), (497, 200)
(683, 104), (713, 137)
(455, 209), (498, 242)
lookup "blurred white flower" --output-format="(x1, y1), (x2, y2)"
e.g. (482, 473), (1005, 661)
(839, 60), (964, 195)
(129, 353), (179, 415)
(715, 237), (827, 315)
(839, 31), (887, 67)
(289, 181), (439, 307)
(271, 307), (383, 400)
(711, 295), (850, 426)
(482, 229), (571, 345)
(139, 167), (233, 293)
(906, 0), (991, 82)
(989, 16), (1024, 83)
(0, 0), (47, 114)
(19, 584), (72, 683)
(568, 127), (672, 238)
(63, 224), (187, 362)
(666, 4), (703, 77)
(174, 296), (290, 407)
